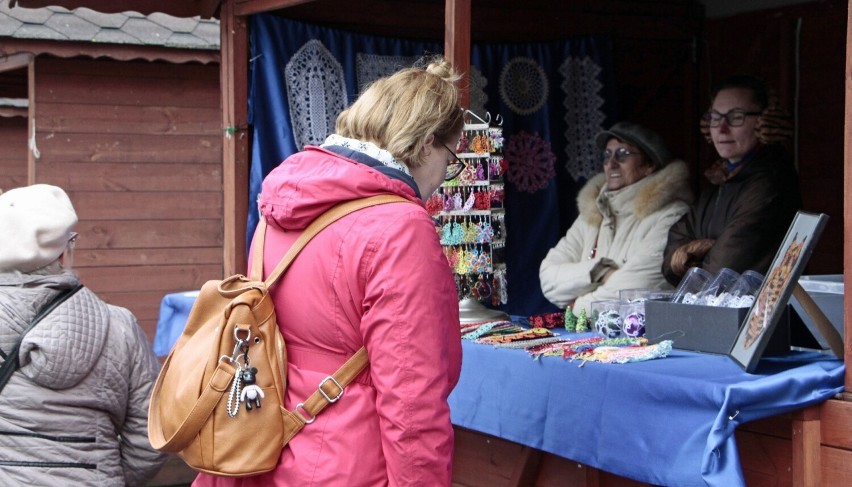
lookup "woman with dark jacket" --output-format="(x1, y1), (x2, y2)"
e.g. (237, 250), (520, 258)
(0, 184), (165, 486)
(662, 75), (802, 285)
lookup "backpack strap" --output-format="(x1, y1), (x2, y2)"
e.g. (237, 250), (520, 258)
(294, 346), (369, 424)
(249, 195), (412, 424)
(150, 196), (413, 453)
(250, 194), (412, 286)
(0, 285), (83, 395)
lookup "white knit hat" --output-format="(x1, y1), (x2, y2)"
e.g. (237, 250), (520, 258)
(0, 184), (78, 273)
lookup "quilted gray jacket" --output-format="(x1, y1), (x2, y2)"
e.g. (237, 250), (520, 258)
(0, 272), (166, 485)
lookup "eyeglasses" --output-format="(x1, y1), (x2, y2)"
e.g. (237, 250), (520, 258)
(62, 232), (78, 270)
(602, 147), (639, 165)
(704, 109), (761, 127)
(442, 142), (467, 181)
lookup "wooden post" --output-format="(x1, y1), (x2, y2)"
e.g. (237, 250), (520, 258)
(791, 406), (821, 487)
(220, 0), (250, 276)
(444, 0), (471, 109)
(845, 0), (852, 390)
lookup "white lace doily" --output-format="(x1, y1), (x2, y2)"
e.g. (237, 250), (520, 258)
(468, 65), (489, 121)
(559, 56), (606, 181)
(499, 57), (549, 116)
(356, 53), (418, 93)
(285, 39), (347, 150)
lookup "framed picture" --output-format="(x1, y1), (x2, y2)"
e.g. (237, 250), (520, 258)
(729, 211), (829, 372)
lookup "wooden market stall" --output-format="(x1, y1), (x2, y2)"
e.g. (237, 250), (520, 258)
(0, 0), (222, 341)
(8, 0), (852, 484)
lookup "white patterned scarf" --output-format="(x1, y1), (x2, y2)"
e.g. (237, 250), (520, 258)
(322, 134), (411, 176)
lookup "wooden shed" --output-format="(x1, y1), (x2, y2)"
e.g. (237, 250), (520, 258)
(0, 0), (221, 341)
(6, 0), (852, 485)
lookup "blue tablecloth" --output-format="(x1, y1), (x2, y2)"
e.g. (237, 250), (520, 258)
(155, 292), (845, 487)
(449, 338), (844, 487)
(153, 291), (199, 357)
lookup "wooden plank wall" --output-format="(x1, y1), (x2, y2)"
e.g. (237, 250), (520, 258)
(818, 400), (852, 484)
(31, 57), (222, 342)
(0, 116), (27, 190)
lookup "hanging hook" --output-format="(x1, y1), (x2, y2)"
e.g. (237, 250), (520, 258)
(464, 109), (489, 125)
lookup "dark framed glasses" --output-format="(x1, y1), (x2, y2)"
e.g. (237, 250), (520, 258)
(442, 142), (467, 181)
(602, 147), (639, 165)
(703, 109), (761, 127)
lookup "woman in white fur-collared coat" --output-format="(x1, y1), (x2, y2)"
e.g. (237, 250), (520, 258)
(540, 122), (693, 314)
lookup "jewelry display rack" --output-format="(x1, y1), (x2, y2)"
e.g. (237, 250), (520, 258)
(426, 111), (509, 323)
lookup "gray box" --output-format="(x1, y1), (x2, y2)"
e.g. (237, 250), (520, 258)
(645, 300), (790, 355)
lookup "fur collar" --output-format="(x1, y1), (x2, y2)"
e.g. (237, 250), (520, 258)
(577, 159), (692, 227)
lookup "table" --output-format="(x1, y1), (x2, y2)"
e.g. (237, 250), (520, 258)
(155, 292), (845, 487)
(449, 338), (844, 486)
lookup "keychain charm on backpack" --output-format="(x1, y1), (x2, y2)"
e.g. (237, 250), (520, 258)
(225, 326), (253, 417)
(240, 367), (264, 410)
(226, 362), (243, 417)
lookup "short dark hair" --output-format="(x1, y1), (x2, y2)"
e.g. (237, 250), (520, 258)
(710, 74), (769, 111)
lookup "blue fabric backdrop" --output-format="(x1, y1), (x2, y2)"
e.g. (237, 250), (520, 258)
(247, 14), (618, 316)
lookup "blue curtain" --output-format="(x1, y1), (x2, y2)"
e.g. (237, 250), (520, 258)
(247, 14), (617, 316)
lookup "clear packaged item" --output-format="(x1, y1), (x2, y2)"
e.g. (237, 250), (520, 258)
(724, 270), (765, 308)
(619, 288), (651, 303)
(591, 300), (623, 338)
(671, 267), (713, 304)
(619, 288), (674, 303)
(620, 301), (646, 338)
(694, 268), (740, 306)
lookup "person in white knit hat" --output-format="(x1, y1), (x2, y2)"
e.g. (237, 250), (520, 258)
(0, 184), (166, 486)
(0, 184), (79, 273)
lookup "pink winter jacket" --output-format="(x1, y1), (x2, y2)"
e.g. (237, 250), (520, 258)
(194, 146), (462, 487)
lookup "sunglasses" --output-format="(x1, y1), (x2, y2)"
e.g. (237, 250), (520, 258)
(602, 147), (640, 165)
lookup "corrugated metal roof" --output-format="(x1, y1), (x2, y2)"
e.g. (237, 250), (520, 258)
(0, 0), (220, 50)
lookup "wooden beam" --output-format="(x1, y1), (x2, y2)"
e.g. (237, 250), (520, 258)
(1, 39), (219, 66)
(27, 59), (35, 185)
(0, 53), (33, 73)
(845, 0), (852, 390)
(0, 107), (27, 118)
(445, 0), (471, 109)
(220, 0), (250, 276)
(792, 284), (844, 358)
(234, 0), (316, 17)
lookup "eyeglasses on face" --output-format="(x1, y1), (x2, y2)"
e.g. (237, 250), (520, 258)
(442, 142), (467, 181)
(704, 109), (761, 127)
(602, 147), (640, 165)
(68, 232), (79, 245)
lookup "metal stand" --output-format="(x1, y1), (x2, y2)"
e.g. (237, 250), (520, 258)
(458, 297), (509, 324)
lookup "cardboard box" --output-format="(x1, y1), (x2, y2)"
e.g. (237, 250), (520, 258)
(644, 300), (790, 355)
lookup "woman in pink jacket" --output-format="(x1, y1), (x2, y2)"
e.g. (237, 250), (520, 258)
(193, 57), (464, 486)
